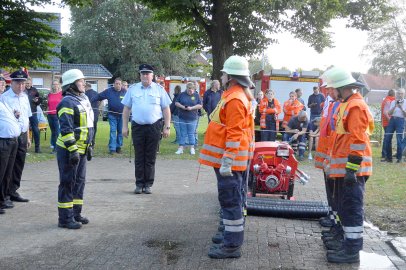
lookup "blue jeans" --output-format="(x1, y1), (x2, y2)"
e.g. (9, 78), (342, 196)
(29, 114), (40, 151)
(384, 116), (405, 161)
(381, 126), (389, 158)
(172, 114), (180, 143)
(179, 118), (197, 146)
(108, 113), (123, 151)
(47, 114), (60, 149)
(194, 116), (200, 146)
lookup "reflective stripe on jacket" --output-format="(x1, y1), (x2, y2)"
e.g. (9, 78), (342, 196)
(199, 85), (254, 171)
(259, 97), (281, 129)
(329, 93), (373, 178)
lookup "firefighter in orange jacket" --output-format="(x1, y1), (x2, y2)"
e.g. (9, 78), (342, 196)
(259, 89), (281, 141)
(282, 91), (304, 139)
(323, 67), (373, 264)
(199, 55), (254, 259)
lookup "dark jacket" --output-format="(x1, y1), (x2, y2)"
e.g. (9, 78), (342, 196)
(26, 86), (42, 113)
(203, 88), (222, 116)
(170, 93), (180, 116)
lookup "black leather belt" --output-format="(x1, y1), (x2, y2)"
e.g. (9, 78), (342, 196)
(0, 137), (18, 142)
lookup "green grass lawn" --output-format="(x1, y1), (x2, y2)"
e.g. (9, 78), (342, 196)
(26, 119), (405, 210)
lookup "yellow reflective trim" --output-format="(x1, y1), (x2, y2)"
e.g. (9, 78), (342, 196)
(68, 145), (78, 151)
(61, 133), (75, 142)
(58, 108), (74, 117)
(73, 199), (83, 205)
(58, 202), (73, 208)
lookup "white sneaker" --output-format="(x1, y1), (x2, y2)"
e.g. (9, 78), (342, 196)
(308, 153), (313, 160)
(190, 148), (195, 155)
(175, 148), (183, 155)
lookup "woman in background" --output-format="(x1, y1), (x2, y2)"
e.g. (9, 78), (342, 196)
(47, 80), (63, 154)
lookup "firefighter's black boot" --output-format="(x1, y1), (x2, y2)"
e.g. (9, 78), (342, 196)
(75, 215), (89, 224)
(212, 231), (224, 244)
(327, 249), (360, 263)
(58, 221), (82, 229)
(208, 245), (241, 259)
(324, 238), (343, 250)
(319, 216), (334, 227)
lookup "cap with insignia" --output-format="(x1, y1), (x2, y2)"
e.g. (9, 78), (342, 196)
(10, 70), (28, 81)
(139, 64), (154, 73)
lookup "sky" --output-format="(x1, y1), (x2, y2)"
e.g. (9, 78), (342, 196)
(37, 5), (372, 74)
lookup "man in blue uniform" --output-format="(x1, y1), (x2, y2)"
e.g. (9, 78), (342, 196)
(122, 64), (171, 194)
(85, 82), (99, 146)
(1, 70), (32, 203)
(93, 78), (126, 154)
(56, 69), (94, 229)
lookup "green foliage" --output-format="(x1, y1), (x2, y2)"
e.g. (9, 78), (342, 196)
(0, 1), (59, 68)
(138, 0), (393, 79)
(63, 0), (199, 81)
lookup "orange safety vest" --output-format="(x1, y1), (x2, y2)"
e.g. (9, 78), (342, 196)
(328, 93), (374, 178)
(381, 96), (395, 127)
(259, 97), (281, 129)
(282, 99), (304, 128)
(314, 101), (336, 169)
(199, 85), (254, 171)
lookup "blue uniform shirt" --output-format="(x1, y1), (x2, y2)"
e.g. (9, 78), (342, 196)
(95, 87), (127, 115)
(0, 100), (21, 138)
(121, 82), (171, 125)
(308, 93), (325, 115)
(177, 91), (202, 121)
(1, 89), (32, 132)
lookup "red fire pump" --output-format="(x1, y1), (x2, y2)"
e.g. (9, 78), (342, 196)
(249, 141), (309, 200)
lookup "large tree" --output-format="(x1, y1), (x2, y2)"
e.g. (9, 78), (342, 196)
(64, 0), (201, 80)
(365, 1), (406, 77)
(138, 0), (392, 79)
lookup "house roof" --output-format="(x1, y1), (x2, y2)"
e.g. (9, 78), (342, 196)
(358, 74), (396, 91)
(61, 63), (112, 78)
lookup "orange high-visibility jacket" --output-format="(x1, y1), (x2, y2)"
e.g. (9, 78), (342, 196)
(328, 93), (374, 178)
(381, 96), (395, 128)
(259, 97), (281, 129)
(314, 101), (337, 169)
(199, 85), (254, 171)
(282, 99), (304, 128)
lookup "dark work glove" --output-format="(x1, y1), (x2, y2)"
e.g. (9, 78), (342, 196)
(69, 151), (80, 166)
(344, 169), (357, 185)
(87, 146), (93, 161)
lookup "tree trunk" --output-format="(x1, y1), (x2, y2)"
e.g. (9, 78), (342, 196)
(208, 0), (233, 80)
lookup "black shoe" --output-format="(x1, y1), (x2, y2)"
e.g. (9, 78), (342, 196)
(134, 186), (142, 194)
(116, 148), (122, 154)
(397, 159), (402, 163)
(109, 150), (115, 155)
(208, 245), (241, 259)
(218, 224), (225, 232)
(327, 249), (360, 263)
(74, 216), (89, 224)
(144, 187), (152, 194)
(35, 149), (41, 153)
(319, 216), (334, 227)
(58, 221), (82, 229)
(10, 195), (29, 202)
(1, 203), (13, 209)
(1, 199), (14, 209)
(212, 231), (224, 244)
(0, 208), (5, 214)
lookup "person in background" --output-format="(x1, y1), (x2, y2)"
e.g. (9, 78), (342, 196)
(254, 91), (264, 125)
(93, 78), (127, 154)
(203, 80), (221, 123)
(85, 83), (100, 146)
(284, 111), (308, 161)
(1, 70), (32, 203)
(25, 77), (42, 153)
(383, 88), (406, 163)
(307, 86), (325, 131)
(122, 81), (129, 91)
(308, 117), (321, 160)
(259, 89), (281, 141)
(122, 64), (171, 195)
(175, 82), (202, 155)
(169, 85), (182, 144)
(295, 88), (306, 111)
(0, 77), (6, 95)
(47, 80), (63, 154)
(380, 89), (395, 161)
(282, 91), (304, 133)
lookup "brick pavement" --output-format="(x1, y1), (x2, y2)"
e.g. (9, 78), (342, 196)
(0, 158), (404, 269)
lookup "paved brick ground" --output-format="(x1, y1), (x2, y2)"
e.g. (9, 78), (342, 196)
(0, 158), (404, 269)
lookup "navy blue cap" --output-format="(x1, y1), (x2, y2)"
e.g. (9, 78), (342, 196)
(139, 64), (154, 73)
(10, 70), (28, 81)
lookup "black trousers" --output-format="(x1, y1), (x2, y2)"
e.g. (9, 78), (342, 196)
(9, 132), (28, 197)
(0, 138), (18, 204)
(131, 120), (162, 188)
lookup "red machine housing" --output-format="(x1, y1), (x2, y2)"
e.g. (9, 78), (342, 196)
(249, 141), (308, 200)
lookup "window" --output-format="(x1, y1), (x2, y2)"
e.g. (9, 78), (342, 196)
(86, 80), (98, 91)
(32, 78), (43, 88)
